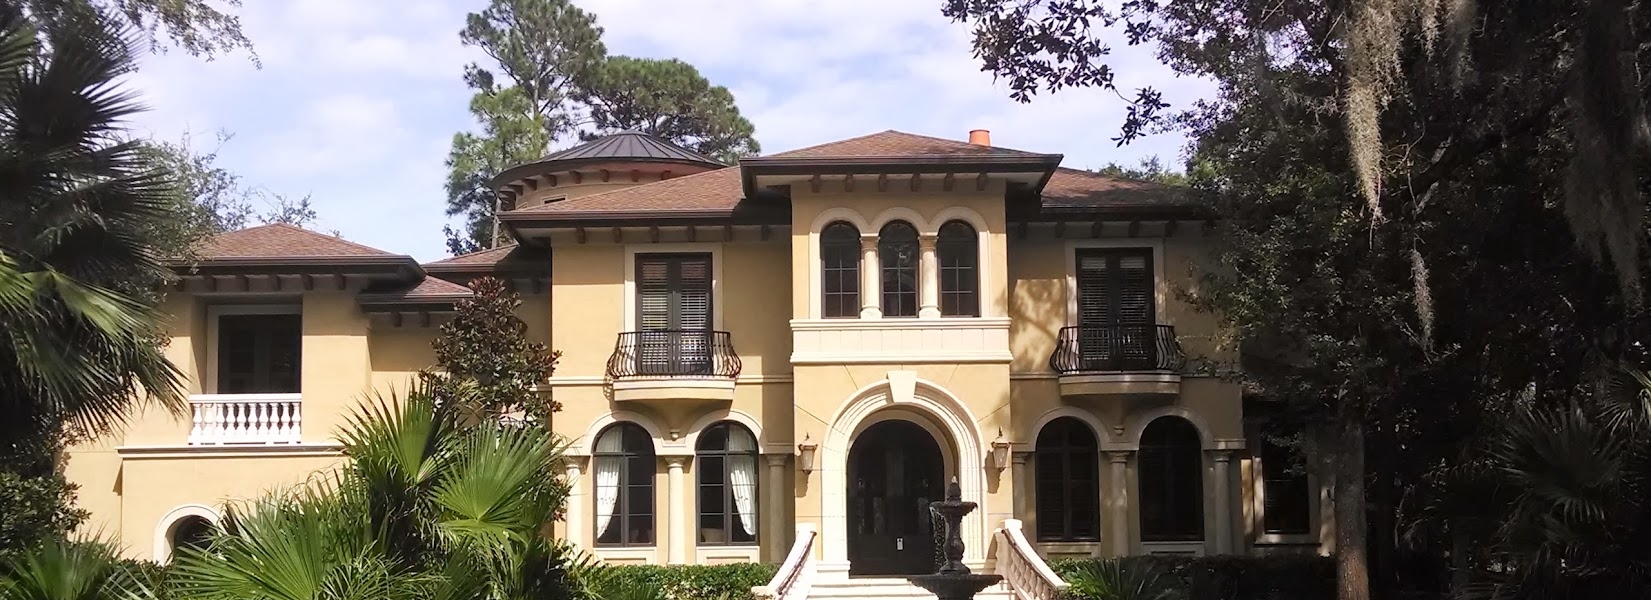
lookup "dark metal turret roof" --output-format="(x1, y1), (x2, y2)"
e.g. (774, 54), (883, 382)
(491, 131), (725, 189)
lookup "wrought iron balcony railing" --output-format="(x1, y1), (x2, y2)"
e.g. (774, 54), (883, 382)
(606, 330), (742, 379)
(1049, 324), (1186, 374)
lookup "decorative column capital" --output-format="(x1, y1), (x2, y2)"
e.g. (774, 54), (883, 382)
(1212, 449), (1234, 463)
(764, 454), (788, 467)
(918, 233), (938, 248)
(860, 234), (879, 250)
(1106, 450), (1134, 464)
(1011, 450), (1033, 465)
(664, 456), (689, 469)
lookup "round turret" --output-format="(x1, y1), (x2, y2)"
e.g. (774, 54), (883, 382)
(491, 131), (726, 210)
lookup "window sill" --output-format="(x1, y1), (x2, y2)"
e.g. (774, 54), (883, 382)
(1254, 533), (1317, 546)
(592, 546), (656, 565)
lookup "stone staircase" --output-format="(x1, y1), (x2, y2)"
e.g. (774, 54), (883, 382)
(805, 577), (1015, 600)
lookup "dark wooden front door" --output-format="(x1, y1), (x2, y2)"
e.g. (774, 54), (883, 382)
(847, 420), (945, 576)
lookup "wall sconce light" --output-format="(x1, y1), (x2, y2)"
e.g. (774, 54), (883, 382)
(797, 434), (818, 474)
(991, 429), (1012, 470)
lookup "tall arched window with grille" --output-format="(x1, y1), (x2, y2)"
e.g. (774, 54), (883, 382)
(1138, 417), (1204, 541)
(937, 220), (979, 317)
(821, 222), (861, 318)
(1035, 417), (1100, 541)
(879, 221), (920, 317)
(696, 422), (759, 545)
(594, 423), (655, 546)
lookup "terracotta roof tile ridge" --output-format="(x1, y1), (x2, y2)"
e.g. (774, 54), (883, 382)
(767, 130), (902, 157)
(506, 166), (738, 214)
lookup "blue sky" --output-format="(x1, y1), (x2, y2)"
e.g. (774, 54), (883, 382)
(127, 0), (1213, 262)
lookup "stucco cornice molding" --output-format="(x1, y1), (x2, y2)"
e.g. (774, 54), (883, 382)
(116, 442), (345, 460)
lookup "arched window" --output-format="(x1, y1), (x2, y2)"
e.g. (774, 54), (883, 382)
(1035, 417), (1100, 541)
(1138, 417), (1204, 541)
(696, 422), (759, 545)
(821, 222), (861, 318)
(937, 220), (979, 317)
(594, 423), (655, 546)
(879, 221), (920, 317)
(169, 515), (214, 557)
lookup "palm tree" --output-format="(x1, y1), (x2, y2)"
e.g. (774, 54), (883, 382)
(0, 537), (150, 600)
(0, 4), (186, 452)
(1402, 369), (1651, 599)
(171, 383), (605, 600)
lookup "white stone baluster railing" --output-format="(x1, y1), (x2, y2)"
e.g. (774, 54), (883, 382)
(188, 394), (303, 445)
(994, 519), (1070, 600)
(753, 524), (817, 600)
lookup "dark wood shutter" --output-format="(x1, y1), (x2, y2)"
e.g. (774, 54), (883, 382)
(635, 254), (713, 375)
(218, 313), (301, 394)
(1075, 249), (1154, 370)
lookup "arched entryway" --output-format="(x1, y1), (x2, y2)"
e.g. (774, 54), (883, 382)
(847, 419), (945, 576)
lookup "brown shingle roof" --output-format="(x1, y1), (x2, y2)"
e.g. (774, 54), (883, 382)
(507, 167), (744, 215)
(198, 223), (397, 259)
(425, 244), (522, 266)
(1040, 168), (1191, 211)
(499, 131), (1197, 225)
(361, 276), (473, 300)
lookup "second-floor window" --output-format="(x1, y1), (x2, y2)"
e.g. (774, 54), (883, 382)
(879, 221), (919, 317)
(821, 222), (860, 318)
(937, 220), (979, 317)
(1075, 248), (1155, 369)
(635, 253), (712, 375)
(217, 312), (301, 394)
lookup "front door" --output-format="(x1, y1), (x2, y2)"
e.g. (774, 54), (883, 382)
(847, 420), (945, 576)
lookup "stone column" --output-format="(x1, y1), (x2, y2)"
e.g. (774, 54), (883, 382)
(1212, 451), (1233, 554)
(918, 233), (940, 318)
(1107, 451), (1132, 557)
(1011, 451), (1032, 520)
(764, 454), (788, 563)
(666, 456), (689, 564)
(564, 457), (586, 548)
(860, 235), (881, 319)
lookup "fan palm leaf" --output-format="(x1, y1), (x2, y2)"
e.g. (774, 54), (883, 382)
(0, 537), (149, 600)
(0, 0), (185, 442)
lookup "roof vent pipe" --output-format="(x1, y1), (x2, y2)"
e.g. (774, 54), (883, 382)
(968, 129), (991, 146)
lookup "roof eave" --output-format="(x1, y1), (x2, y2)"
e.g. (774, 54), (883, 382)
(169, 255), (424, 279)
(737, 154), (1064, 198)
(498, 207), (790, 230)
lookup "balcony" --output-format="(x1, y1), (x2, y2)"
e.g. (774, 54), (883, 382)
(188, 394), (302, 445)
(1049, 325), (1186, 397)
(605, 330), (741, 402)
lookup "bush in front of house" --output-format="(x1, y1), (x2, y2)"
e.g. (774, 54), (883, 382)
(1051, 554), (1336, 600)
(601, 563), (781, 600)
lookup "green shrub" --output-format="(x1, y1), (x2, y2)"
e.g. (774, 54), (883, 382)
(602, 563), (780, 600)
(1052, 554), (1335, 600)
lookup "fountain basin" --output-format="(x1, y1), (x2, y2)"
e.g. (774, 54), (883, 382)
(908, 573), (1004, 600)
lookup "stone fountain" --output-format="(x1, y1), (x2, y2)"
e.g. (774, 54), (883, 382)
(908, 478), (1002, 600)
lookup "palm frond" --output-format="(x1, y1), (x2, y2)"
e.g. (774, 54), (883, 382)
(0, 537), (146, 600)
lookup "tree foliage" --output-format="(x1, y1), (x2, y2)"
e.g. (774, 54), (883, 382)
(575, 56), (760, 163)
(425, 277), (561, 425)
(138, 132), (322, 259)
(943, 1), (1651, 599)
(18, 0), (253, 62)
(444, 0), (759, 253)
(0, 4), (186, 566)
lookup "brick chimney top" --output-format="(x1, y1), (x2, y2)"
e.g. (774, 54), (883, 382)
(968, 129), (991, 146)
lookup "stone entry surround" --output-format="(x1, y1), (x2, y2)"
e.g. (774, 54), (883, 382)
(813, 372), (988, 579)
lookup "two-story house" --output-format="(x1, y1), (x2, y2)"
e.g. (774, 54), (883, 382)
(65, 129), (1328, 582)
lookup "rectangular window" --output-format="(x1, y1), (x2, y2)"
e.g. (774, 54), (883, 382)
(634, 253), (713, 375)
(216, 313), (301, 394)
(1074, 248), (1155, 370)
(1261, 437), (1312, 535)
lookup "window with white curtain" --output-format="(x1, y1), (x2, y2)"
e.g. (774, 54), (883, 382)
(594, 423), (655, 546)
(696, 422), (758, 545)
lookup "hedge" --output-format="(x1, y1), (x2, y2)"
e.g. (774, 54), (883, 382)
(1051, 554), (1336, 600)
(603, 563), (780, 600)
